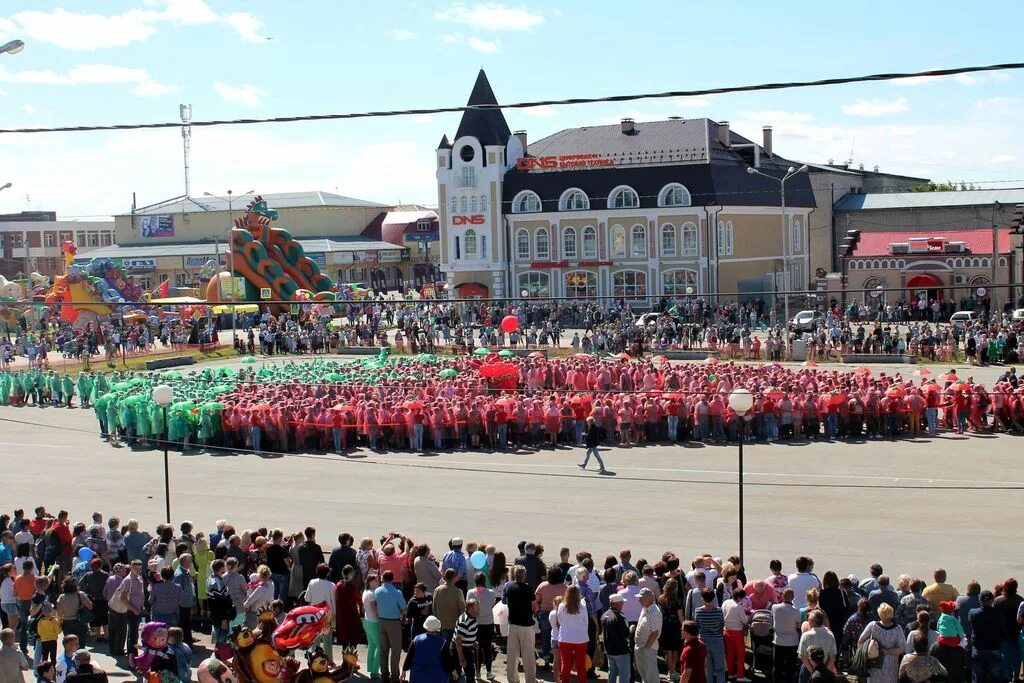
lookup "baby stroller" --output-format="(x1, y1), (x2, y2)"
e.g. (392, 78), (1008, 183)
(749, 609), (774, 677)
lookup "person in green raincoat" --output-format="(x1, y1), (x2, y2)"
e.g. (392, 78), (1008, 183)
(21, 371), (36, 406)
(150, 403), (165, 444)
(61, 374), (74, 408)
(10, 372), (24, 405)
(134, 401), (151, 447)
(91, 374), (108, 404)
(48, 371), (61, 407)
(168, 408), (189, 451)
(118, 398), (136, 445)
(105, 397), (120, 445)
(0, 373), (10, 406)
(77, 372), (93, 409)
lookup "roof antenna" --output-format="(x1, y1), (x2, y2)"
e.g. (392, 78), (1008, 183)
(848, 136), (856, 167)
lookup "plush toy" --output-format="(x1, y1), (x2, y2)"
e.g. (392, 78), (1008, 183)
(130, 621), (171, 677)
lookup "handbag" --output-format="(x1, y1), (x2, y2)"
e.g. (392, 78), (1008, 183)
(592, 642), (605, 670)
(76, 592), (94, 624)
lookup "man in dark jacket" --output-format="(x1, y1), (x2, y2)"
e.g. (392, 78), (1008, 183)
(968, 590), (1006, 683)
(328, 533), (356, 583)
(578, 417), (607, 473)
(297, 527), (323, 588)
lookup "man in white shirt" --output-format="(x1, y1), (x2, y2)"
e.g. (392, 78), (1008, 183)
(797, 611), (836, 677)
(772, 589), (801, 683)
(304, 563), (336, 617)
(686, 556), (721, 590)
(634, 589), (662, 683)
(787, 557), (820, 609)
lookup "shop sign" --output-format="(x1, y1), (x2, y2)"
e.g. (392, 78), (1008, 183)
(530, 260), (569, 269)
(328, 251), (354, 265)
(260, 287), (272, 300)
(353, 250), (379, 264)
(407, 232), (439, 242)
(184, 256), (217, 267)
(577, 260), (612, 267)
(516, 153), (614, 171)
(380, 250), (402, 263)
(451, 215), (485, 226)
(122, 258), (156, 271)
(308, 253), (327, 267)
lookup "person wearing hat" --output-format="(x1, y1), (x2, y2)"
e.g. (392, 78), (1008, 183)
(442, 539), (468, 594)
(601, 593), (631, 683)
(401, 615), (454, 683)
(634, 588), (662, 683)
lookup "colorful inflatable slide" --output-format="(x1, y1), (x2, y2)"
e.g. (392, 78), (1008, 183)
(209, 196), (338, 313)
(46, 257), (145, 328)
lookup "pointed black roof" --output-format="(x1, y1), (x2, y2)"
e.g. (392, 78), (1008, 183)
(454, 69), (512, 148)
(437, 134), (451, 150)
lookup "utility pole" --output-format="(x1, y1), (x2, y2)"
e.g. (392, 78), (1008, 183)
(180, 104), (193, 197)
(992, 201), (1001, 320)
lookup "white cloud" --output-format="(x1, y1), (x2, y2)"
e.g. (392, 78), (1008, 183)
(393, 28), (416, 41)
(467, 37), (500, 53)
(520, 105), (558, 118)
(990, 154), (1016, 163)
(842, 97), (909, 117)
(213, 82), (266, 107)
(223, 12), (265, 42)
(21, 104), (35, 115)
(0, 63), (177, 97)
(441, 33), (463, 43)
(551, 7), (563, 16)
(0, 2), (264, 51)
(955, 72), (1011, 87)
(434, 4), (544, 30)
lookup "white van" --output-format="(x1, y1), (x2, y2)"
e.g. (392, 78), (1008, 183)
(949, 311), (977, 325)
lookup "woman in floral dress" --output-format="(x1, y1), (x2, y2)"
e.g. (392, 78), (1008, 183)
(858, 603), (907, 683)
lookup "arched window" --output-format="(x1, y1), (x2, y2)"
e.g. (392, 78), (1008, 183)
(564, 271), (597, 299)
(516, 229), (530, 260)
(512, 191), (541, 213)
(661, 224), (677, 257)
(559, 188), (589, 211)
(681, 221), (698, 256)
(613, 270), (647, 300)
(792, 218), (803, 253)
(479, 194), (488, 213)
(582, 226), (597, 259)
(631, 224), (647, 257)
(449, 196), (457, 214)
(659, 183), (692, 207)
(610, 225), (626, 258)
(863, 276), (886, 303)
(563, 227), (578, 259)
(519, 272), (549, 297)
(470, 195), (478, 212)
(464, 228), (478, 257)
(459, 196), (468, 213)
(717, 220), (734, 256)
(535, 227), (550, 260)
(662, 269), (698, 296)
(609, 186), (639, 209)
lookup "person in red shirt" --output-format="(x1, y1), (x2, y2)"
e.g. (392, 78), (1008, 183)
(494, 405), (509, 449)
(680, 621), (707, 683)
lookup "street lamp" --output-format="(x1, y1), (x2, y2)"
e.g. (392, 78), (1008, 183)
(748, 164), (808, 333)
(152, 384), (174, 523)
(0, 40), (25, 55)
(729, 387), (754, 562)
(203, 190), (254, 337)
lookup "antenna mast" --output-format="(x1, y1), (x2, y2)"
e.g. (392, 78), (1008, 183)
(180, 103), (193, 197)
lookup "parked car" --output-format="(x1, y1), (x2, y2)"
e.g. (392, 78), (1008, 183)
(791, 310), (822, 332)
(949, 310), (977, 325)
(1011, 308), (1024, 323)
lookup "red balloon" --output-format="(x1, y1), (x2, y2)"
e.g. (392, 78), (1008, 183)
(500, 315), (519, 333)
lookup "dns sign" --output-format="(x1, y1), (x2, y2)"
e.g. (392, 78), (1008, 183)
(452, 214), (485, 226)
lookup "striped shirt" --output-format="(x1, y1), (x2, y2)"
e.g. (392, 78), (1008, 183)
(456, 612), (478, 646)
(695, 605), (725, 641)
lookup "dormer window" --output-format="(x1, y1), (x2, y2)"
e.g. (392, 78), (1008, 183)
(459, 145), (475, 162)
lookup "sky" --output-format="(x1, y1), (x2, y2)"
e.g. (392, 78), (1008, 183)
(1, 0), (1023, 221)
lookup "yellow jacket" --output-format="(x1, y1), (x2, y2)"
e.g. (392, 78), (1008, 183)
(37, 616), (62, 642)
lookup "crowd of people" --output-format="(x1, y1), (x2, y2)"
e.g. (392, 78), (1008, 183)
(0, 508), (1021, 683)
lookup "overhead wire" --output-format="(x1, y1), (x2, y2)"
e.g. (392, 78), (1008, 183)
(1, 62), (1023, 135)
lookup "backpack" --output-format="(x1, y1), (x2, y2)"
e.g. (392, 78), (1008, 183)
(749, 609), (773, 639)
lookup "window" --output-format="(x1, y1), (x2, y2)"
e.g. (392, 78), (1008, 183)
(101, 233), (113, 246)
(863, 276), (886, 303)
(564, 271), (597, 299)
(416, 219), (432, 232)
(563, 227), (577, 259)
(613, 270), (647, 300)
(659, 184), (692, 207)
(479, 194), (488, 213)
(87, 233), (99, 247)
(449, 196), (458, 214)
(516, 229), (530, 260)
(45, 257), (57, 270)
(458, 166), (475, 188)
(459, 145), (475, 162)
(138, 278), (152, 291)
(582, 226), (597, 259)
(663, 269), (698, 296)
(512, 191), (541, 213)
(470, 196), (478, 212)
(559, 188), (589, 211)
(480, 235), (488, 259)
(535, 227), (550, 260)
(454, 236), (461, 259)
(792, 218), (803, 253)
(610, 225), (626, 258)
(464, 229), (478, 257)
(631, 224), (647, 257)
(681, 222), (698, 256)
(175, 272), (189, 287)
(460, 196), (468, 213)
(76, 234), (86, 247)
(660, 224), (676, 257)
(609, 186), (639, 209)
(44, 233), (55, 247)
(519, 272), (550, 298)
(717, 221), (734, 256)
(12, 234), (22, 248)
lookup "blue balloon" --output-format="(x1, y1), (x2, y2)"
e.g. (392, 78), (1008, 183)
(470, 550), (487, 570)
(77, 547), (94, 561)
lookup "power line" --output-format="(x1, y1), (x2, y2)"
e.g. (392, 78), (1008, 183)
(1, 62), (1023, 135)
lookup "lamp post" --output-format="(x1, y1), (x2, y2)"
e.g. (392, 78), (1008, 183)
(0, 40), (25, 55)
(204, 190), (254, 338)
(729, 387), (754, 562)
(152, 384), (174, 523)
(992, 201), (1001, 320)
(748, 165), (808, 332)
